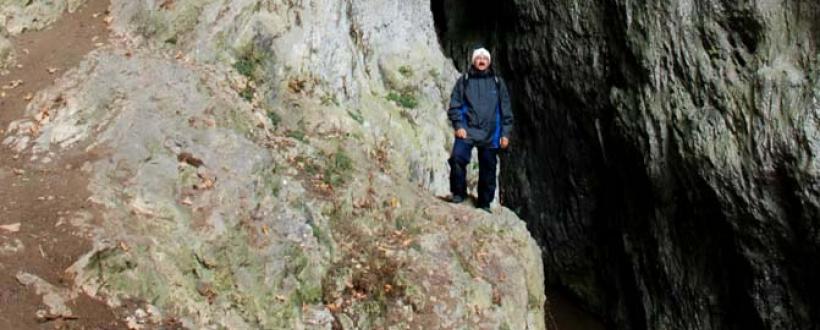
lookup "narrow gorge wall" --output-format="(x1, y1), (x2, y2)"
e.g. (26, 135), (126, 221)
(435, 0), (819, 329)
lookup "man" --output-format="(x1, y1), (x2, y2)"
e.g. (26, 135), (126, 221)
(447, 47), (513, 213)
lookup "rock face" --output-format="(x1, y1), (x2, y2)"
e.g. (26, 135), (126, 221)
(0, 0), (87, 34)
(435, 0), (818, 329)
(0, 0), (88, 69)
(4, 0), (546, 328)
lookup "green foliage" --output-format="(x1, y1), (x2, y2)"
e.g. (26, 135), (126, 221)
(333, 150), (353, 173)
(347, 110), (365, 124)
(233, 45), (267, 101)
(267, 111), (281, 126)
(323, 148), (353, 187)
(386, 90), (418, 109)
(239, 86), (255, 102)
(234, 56), (260, 78)
(321, 93), (340, 106)
(398, 65), (414, 78)
(296, 280), (324, 305)
(287, 129), (307, 142)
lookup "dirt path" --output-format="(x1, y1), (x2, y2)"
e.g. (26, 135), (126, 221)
(0, 0), (125, 328)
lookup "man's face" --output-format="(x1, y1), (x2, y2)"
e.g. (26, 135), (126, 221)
(473, 55), (490, 72)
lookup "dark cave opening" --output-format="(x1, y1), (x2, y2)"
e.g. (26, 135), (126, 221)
(431, 1), (610, 329)
(430, 0), (512, 72)
(431, 0), (820, 329)
(429, 0), (800, 329)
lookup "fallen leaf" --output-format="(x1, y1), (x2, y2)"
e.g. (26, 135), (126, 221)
(160, 0), (175, 10)
(3, 80), (23, 89)
(0, 223), (20, 233)
(177, 152), (204, 167)
(47, 68), (58, 74)
(24, 93), (33, 101)
(326, 302), (340, 312)
(492, 287), (502, 305)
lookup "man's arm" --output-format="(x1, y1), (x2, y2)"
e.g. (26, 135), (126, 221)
(499, 79), (513, 141)
(447, 76), (466, 131)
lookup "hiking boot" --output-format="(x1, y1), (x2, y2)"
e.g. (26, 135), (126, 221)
(451, 195), (466, 204)
(478, 205), (492, 214)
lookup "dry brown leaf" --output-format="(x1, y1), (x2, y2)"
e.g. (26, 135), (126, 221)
(159, 0), (175, 10)
(326, 302), (341, 312)
(28, 123), (41, 135)
(0, 223), (21, 233)
(3, 80), (23, 89)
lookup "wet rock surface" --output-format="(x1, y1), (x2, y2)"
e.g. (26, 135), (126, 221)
(2, 0), (547, 328)
(435, 0), (818, 329)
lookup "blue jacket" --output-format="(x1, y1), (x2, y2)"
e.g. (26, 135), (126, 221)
(447, 69), (513, 148)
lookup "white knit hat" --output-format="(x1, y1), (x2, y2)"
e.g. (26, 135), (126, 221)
(471, 48), (491, 64)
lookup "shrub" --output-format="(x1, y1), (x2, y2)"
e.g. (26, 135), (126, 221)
(386, 91), (417, 109)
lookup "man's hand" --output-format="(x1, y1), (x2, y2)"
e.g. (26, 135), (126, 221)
(500, 137), (509, 149)
(455, 128), (467, 139)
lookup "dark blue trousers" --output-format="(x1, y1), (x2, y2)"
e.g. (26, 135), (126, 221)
(448, 138), (498, 207)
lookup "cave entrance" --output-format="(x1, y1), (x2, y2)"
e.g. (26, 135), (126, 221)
(431, 0), (508, 72)
(430, 2), (609, 330)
